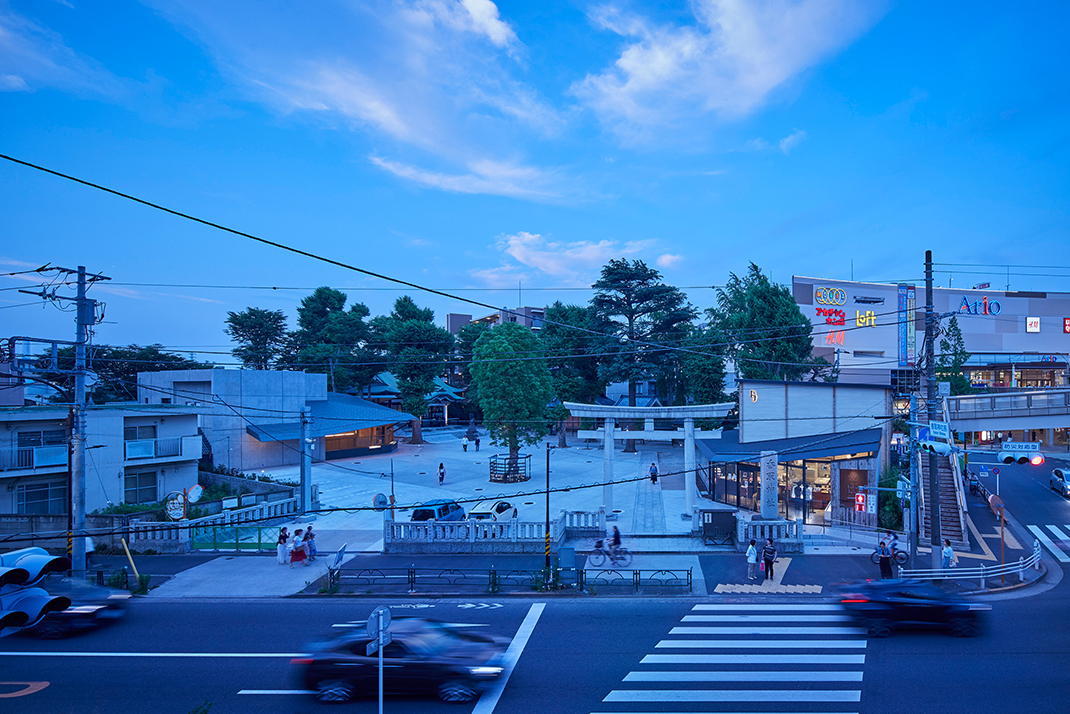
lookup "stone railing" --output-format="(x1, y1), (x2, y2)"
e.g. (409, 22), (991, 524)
(735, 514), (804, 553)
(126, 496), (299, 553)
(384, 508), (606, 554)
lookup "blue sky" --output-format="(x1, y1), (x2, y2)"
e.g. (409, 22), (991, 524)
(2, 0), (1068, 357)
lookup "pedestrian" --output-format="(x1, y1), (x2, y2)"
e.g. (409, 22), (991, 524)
(305, 526), (317, 562)
(761, 538), (778, 582)
(475, 435), (480, 451)
(462, 436), (469, 452)
(746, 538), (758, 580)
(438, 462), (445, 485)
(649, 462), (659, 484)
(877, 539), (893, 579)
(276, 527), (289, 566)
(941, 539), (957, 569)
(290, 529), (307, 568)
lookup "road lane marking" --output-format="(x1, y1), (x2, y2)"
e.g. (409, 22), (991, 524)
(655, 639), (865, 649)
(603, 689), (861, 702)
(641, 654), (865, 665)
(669, 626), (866, 636)
(470, 602), (544, 714)
(681, 615), (852, 622)
(1046, 525), (1070, 542)
(691, 604), (841, 611)
(1027, 525), (1070, 562)
(238, 690), (314, 695)
(624, 671), (863, 682)
(0, 652), (302, 658)
(0, 682), (49, 698)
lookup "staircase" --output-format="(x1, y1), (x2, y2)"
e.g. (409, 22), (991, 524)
(919, 456), (968, 548)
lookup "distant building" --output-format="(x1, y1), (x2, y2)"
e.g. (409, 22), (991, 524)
(448, 306), (546, 334)
(355, 372), (465, 426)
(137, 369), (415, 471)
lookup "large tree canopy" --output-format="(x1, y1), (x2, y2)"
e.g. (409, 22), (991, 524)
(471, 322), (553, 463)
(224, 307), (288, 370)
(713, 263), (825, 381)
(37, 344), (212, 403)
(287, 287), (382, 392)
(539, 301), (606, 405)
(370, 296), (454, 420)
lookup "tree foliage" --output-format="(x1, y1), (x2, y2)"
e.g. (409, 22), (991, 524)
(370, 296), (454, 419)
(937, 315), (973, 396)
(224, 307), (288, 370)
(470, 322), (553, 461)
(287, 287), (382, 392)
(590, 259), (696, 403)
(679, 325), (728, 406)
(539, 301), (605, 404)
(713, 263), (825, 381)
(38, 344), (212, 403)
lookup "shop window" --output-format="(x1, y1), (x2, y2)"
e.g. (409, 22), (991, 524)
(124, 471), (157, 504)
(16, 480), (68, 515)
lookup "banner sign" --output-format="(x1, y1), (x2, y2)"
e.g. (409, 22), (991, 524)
(898, 284), (916, 367)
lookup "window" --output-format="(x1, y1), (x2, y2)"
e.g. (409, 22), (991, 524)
(124, 471), (157, 504)
(124, 425), (157, 441)
(16, 480), (68, 515)
(161, 397), (172, 404)
(853, 350), (885, 358)
(17, 430), (66, 448)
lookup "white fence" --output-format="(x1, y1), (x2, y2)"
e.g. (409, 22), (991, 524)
(384, 508), (606, 554)
(898, 540), (1042, 588)
(127, 496), (299, 552)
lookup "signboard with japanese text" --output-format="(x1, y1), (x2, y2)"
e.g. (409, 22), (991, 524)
(898, 284), (916, 367)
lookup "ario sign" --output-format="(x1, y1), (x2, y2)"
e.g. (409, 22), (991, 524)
(959, 295), (1001, 315)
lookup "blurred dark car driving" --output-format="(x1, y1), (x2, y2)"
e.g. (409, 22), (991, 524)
(27, 576), (130, 639)
(836, 579), (990, 637)
(292, 616), (508, 703)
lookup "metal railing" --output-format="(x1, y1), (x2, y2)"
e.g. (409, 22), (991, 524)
(898, 540), (1042, 588)
(124, 436), (185, 460)
(192, 525), (280, 551)
(580, 568), (692, 593)
(0, 445), (67, 472)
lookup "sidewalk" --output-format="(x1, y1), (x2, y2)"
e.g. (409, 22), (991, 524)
(135, 428), (1051, 599)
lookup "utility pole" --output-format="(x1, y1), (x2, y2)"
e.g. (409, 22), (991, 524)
(924, 251), (942, 569)
(545, 441), (552, 572)
(71, 266), (89, 578)
(908, 393), (919, 565)
(300, 406), (313, 517)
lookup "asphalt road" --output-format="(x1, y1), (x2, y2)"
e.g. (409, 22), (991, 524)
(3, 591), (1069, 714)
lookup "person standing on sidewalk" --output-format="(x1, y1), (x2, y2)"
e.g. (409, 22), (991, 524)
(305, 526), (318, 562)
(290, 529), (307, 568)
(746, 539), (758, 580)
(649, 462), (659, 484)
(475, 435), (480, 451)
(462, 436), (469, 452)
(276, 527), (289, 566)
(438, 462), (446, 485)
(877, 539), (893, 579)
(941, 539), (957, 569)
(761, 538), (778, 582)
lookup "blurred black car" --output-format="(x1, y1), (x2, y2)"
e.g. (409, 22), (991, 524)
(293, 617), (508, 703)
(27, 576), (130, 639)
(836, 579), (990, 637)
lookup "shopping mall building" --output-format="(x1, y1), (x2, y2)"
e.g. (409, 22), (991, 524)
(793, 276), (1070, 390)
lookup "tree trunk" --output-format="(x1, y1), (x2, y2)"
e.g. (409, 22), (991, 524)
(623, 379), (637, 453)
(508, 443), (520, 481)
(557, 420), (568, 448)
(409, 418), (424, 444)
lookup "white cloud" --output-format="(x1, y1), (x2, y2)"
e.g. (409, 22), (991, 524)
(656, 253), (683, 268)
(572, 0), (881, 139)
(778, 128), (807, 153)
(0, 8), (123, 94)
(406, 0), (518, 49)
(371, 156), (557, 200)
(491, 231), (651, 282)
(470, 263), (532, 288)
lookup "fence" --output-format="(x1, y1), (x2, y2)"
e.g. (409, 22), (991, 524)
(127, 496), (299, 552)
(898, 540), (1042, 588)
(383, 508), (606, 554)
(488, 453), (532, 483)
(736, 517), (804, 553)
(192, 525), (280, 551)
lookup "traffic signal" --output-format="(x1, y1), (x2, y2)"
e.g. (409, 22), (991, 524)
(0, 547), (72, 636)
(998, 451), (1045, 465)
(918, 440), (953, 456)
(854, 493), (866, 512)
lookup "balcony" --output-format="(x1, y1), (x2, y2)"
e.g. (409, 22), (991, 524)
(0, 445), (67, 473)
(123, 435), (201, 464)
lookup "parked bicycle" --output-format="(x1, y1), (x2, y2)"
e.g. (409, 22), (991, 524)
(870, 545), (909, 565)
(588, 539), (633, 567)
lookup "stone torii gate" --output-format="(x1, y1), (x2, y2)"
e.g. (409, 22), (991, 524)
(564, 402), (735, 520)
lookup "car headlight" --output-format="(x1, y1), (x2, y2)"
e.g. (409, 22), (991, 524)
(468, 666), (503, 677)
(66, 605), (106, 614)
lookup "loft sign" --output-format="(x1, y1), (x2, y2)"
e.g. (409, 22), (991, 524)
(959, 295), (1001, 315)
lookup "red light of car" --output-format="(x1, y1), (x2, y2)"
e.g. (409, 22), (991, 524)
(840, 597), (868, 603)
(290, 658), (313, 665)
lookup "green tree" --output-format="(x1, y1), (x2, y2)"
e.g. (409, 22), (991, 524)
(38, 344), (212, 403)
(224, 307), (289, 370)
(679, 325), (728, 407)
(288, 287), (382, 392)
(471, 322), (553, 471)
(454, 321), (491, 413)
(714, 263), (824, 381)
(370, 296), (455, 441)
(937, 315), (973, 396)
(539, 302), (607, 446)
(591, 259), (696, 450)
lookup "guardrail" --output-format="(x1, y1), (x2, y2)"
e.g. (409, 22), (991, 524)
(192, 525), (280, 551)
(580, 568), (692, 593)
(897, 540), (1041, 588)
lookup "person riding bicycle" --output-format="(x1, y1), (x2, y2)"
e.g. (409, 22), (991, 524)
(889, 533), (899, 554)
(609, 526), (622, 562)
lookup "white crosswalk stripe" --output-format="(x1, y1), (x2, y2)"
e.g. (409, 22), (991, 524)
(594, 603), (865, 714)
(1026, 525), (1070, 562)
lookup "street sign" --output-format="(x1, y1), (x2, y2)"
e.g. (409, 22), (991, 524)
(937, 381), (950, 397)
(366, 632), (392, 656)
(367, 606), (391, 639)
(929, 421), (950, 440)
(992, 467), (1000, 476)
(1000, 441), (1039, 452)
(373, 493), (389, 511)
